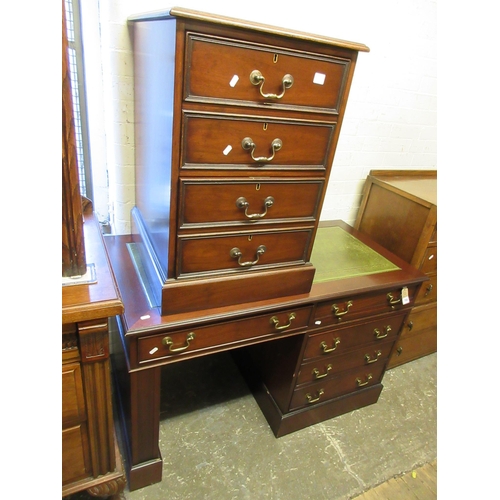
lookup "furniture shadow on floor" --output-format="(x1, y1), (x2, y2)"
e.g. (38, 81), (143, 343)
(158, 351), (252, 418)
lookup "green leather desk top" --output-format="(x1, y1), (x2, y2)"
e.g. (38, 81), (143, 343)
(311, 226), (400, 283)
(125, 224), (401, 310)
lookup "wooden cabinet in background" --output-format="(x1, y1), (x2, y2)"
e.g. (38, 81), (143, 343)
(63, 4), (125, 495)
(354, 169), (437, 368)
(62, 206), (126, 499)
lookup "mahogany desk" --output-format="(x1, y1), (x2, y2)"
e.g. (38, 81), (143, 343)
(105, 220), (426, 491)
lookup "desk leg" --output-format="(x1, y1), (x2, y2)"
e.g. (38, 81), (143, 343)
(128, 367), (163, 491)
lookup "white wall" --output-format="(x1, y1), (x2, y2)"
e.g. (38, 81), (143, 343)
(81, 0), (437, 234)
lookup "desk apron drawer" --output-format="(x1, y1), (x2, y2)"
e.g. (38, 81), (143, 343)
(290, 362), (386, 411)
(185, 33), (351, 113)
(177, 227), (313, 277)
(313, 286), (418, 328)
(182, 113), (335, 171)
(179, 178), (324, 228)
(304, 312), (406, 361)
(137, 305), (313, 364)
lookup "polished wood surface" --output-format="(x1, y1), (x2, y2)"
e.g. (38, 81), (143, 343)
(136, 305), (313, 365)
(129, 9), (367, 314)
(179, 178), (323, 227)
(177, 227), (312, 276)
(62, 3), (125, 493)
(129, 7), (370, 53)
(106, 220), (427, 490)
(110, 221), (424, 336)
(185, 35), (349, 111)
(182, 114), (334, 167)
(301, 312), (406, 362)
(179, 178), (324, 229)
(115, 11), (428, 493)
(355, 170), (436, 267)
(62, 205), (123, 324)
(62, 360), (90, 484)
(365, 169), (437, 205)
(62, 208), (126, 499)
(354, 170), (437, 367)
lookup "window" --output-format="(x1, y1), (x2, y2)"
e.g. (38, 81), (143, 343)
(64, 0), (92, 201)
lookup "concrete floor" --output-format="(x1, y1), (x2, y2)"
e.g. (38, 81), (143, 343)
(129, 351), (436, 499)
(66, 351), (437, 500)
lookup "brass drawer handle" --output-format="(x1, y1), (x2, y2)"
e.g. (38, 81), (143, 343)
(356, 374), (373, 387)
(236, 196), (274, 220)
(424, 284), (433, 296)
(332, 300), (353, 317)
(162, 332), (195, 353)
(312, 364), (332, 379)
(249, 69), (294, 99)
(270, 312), (296, 331)
(230, 245), (266, 267)
(306, 388), (324, 404)
(320, 338), (340, 353)
(364, 351), (382, 364)
(242, 137), (282, 163)
(374, 325), (392, 339)
(387, 292), (401, 306)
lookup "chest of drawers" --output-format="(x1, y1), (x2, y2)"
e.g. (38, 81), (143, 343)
(354, 170), (437, 367)
(128, 8), (369, 315)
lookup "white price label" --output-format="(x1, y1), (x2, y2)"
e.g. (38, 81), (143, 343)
(401, 286), (410, 305)
(313, 72), (326, 85)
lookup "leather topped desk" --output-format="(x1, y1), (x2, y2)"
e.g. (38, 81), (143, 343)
(105, 220), (426, 491)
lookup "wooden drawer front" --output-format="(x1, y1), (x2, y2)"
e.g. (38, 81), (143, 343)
(179, 178), (324, 228)
(185, 34), (350, 113)
(290, 363), (385, 411)
(304, 312), (406, 361)
(415, 273), (437, 305)
(62, 424), (91, 485)
(138, 305), (313, 363)
(177, 228), (313, 277)
(312, 287), (417, 328)
(401, 303), (437, 340)
(420, 246), (437, 273)
(182, 113), (334, 171)
(62, 362), (86, 426)
(296, 340), (394, 386)
(389, 328), (437, 368)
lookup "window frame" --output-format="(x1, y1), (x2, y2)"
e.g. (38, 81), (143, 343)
(64, 0), (93, 202)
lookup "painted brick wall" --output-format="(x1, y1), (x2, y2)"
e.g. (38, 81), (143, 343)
(82, 0), (437, 234)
